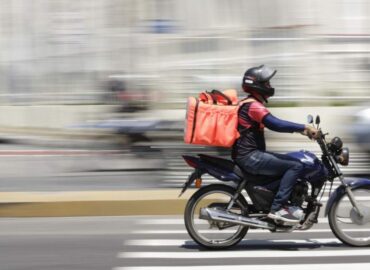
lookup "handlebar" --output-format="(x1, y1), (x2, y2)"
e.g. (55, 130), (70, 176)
(309, 129), (328, 142)
(305, 115), (345, 179)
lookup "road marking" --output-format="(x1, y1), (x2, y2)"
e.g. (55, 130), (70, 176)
(124, 238), (341, 246)
(136, 218), (329, 225)
(131, 228), (370, 234)
(113, 263), (370, 270)
(118, 248), (370, 259)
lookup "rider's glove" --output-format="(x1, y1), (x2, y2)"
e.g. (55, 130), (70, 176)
(302, 125), (319, 140)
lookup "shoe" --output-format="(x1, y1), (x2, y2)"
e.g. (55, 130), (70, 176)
(267, 207), (301, 223)
(288, 205), (304, 220)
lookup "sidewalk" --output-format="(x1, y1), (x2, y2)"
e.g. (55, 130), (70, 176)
(0, 189), (194, 217)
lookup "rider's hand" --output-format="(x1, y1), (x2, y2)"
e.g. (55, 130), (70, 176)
(302, 125), (319, 140)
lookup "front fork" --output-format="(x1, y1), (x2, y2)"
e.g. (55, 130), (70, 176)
(328, 153), (364, 217)
(338, 175), (364, 218)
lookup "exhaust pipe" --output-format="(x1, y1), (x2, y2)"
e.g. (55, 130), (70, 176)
(200, 207), (275, 230)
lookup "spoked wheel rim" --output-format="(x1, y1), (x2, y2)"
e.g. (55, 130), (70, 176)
(330, 188), (370, 246)
(189, 190), (248, 246)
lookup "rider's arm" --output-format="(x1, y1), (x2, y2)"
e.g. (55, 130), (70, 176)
(263, 114), (305, 133)
(247, 101), (305, 133)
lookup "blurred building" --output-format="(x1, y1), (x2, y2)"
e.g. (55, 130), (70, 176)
(0, 0), (369, 107)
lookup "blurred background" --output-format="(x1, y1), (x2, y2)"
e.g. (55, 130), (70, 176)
(0, 2), (370, 270)
(0, 0), (369, 191)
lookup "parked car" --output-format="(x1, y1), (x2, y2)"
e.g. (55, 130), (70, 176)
(352, 106), (370, 152)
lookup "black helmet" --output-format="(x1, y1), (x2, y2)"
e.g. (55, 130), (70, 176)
(242, 65), (277, 98)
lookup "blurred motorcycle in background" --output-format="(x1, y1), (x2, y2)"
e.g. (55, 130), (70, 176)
(352, 106), (370, 153)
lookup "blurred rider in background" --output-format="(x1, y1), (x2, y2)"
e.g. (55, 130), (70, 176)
(232, 65), (318, 223)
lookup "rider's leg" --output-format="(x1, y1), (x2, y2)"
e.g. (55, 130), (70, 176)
(236, 151), (304, 222)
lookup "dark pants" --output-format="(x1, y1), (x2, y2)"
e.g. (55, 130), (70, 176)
(236, 150), (304, 211)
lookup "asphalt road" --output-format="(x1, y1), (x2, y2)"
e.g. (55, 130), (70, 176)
(0, 216), (133, 270)
(1, 216), (369, 270)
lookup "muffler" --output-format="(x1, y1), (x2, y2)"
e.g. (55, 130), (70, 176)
(200, 207), (275, 230)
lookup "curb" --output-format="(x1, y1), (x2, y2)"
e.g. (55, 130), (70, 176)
(0, 190), (195, 217)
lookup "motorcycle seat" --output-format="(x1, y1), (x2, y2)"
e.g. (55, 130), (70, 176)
(198, 154), (278, 184)
(198, 154), (243, 177)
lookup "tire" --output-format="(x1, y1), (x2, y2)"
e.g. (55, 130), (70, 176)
(329, 187), (370, 247)
(184, 184), (249, 249)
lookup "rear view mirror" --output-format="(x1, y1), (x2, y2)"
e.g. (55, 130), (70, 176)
(307, 115), (314, 124)
(315, 115), (321, 125)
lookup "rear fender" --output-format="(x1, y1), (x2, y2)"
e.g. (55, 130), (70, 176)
(205, 166), (242, 182)
(182, 155), (202, 169)
(324, 178), (370, 216)
(182, 155), (241, 182)
(179, 169), (201, 197)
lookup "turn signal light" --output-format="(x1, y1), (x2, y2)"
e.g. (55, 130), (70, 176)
(195, 178), (202, 188)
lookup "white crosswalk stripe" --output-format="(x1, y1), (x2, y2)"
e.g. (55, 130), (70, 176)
(130, 228), (370, 234)
(135, 218), (328, 225)
(119, 248), (370, 259)
(115, 264), (370, 270)
(124, 238), (341, 246)
(114, 216), (370, 270)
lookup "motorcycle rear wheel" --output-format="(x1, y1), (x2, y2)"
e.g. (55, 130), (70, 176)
(184, 184), (249, 249)
(329, 187), (370, 246)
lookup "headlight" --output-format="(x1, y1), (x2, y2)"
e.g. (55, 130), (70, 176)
(336, 147), (349, 166)
(329, 137), (343, 154)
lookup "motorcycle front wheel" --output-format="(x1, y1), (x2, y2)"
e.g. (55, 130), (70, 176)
(329, 187), (370, 246)
(184, 184), (249, 249)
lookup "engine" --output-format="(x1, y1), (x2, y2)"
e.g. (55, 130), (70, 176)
(290, 181), (309, 206)
(247, 181), (309, 212)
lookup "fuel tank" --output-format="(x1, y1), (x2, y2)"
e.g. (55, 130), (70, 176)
(286, 150), (328, 184)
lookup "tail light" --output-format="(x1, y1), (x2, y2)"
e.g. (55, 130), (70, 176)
(182, 155), (200, 168)
(195, 178), (202, 188)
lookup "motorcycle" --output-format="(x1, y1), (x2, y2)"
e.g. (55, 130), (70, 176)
(179, 115), (370, 249)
